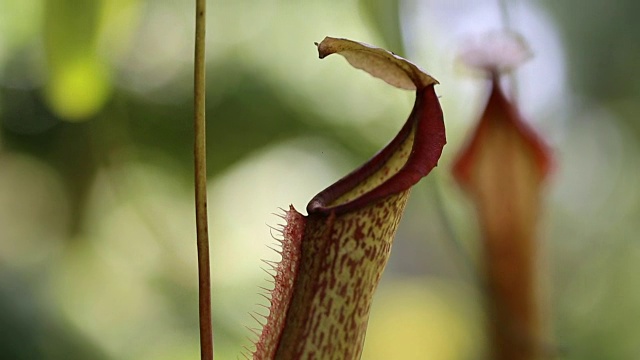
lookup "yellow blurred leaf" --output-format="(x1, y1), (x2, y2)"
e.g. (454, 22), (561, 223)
(43, 0), (111, 121)
(363, 281), (481, 360)
(45, 56), (110, 121)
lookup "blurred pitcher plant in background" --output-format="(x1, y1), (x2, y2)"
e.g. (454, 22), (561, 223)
(453, 32), (553, 360)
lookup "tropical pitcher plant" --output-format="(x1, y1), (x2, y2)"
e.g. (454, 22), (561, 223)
(250, 37), (446, 359)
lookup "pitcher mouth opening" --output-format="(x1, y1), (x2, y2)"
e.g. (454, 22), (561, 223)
(307, 85), (446, 216)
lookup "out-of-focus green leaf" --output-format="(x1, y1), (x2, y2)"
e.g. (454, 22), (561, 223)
(43, 0), (110, 121)
(0, 272), (109, 360)
(359, 0), (405, 55)
(0, 0), (43, 57)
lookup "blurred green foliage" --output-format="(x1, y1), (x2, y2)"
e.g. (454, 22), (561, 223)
(1, 0), (639, 359)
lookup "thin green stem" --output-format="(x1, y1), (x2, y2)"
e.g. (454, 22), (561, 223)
(193, 0), (213, 359)
(431, 174), (480, 281)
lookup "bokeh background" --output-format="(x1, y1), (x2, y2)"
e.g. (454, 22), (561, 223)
(1, 0), (639, 359)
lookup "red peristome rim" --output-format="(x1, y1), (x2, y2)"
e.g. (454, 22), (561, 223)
(452, 78), (552, 186)
(306, 84), (446, 216)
